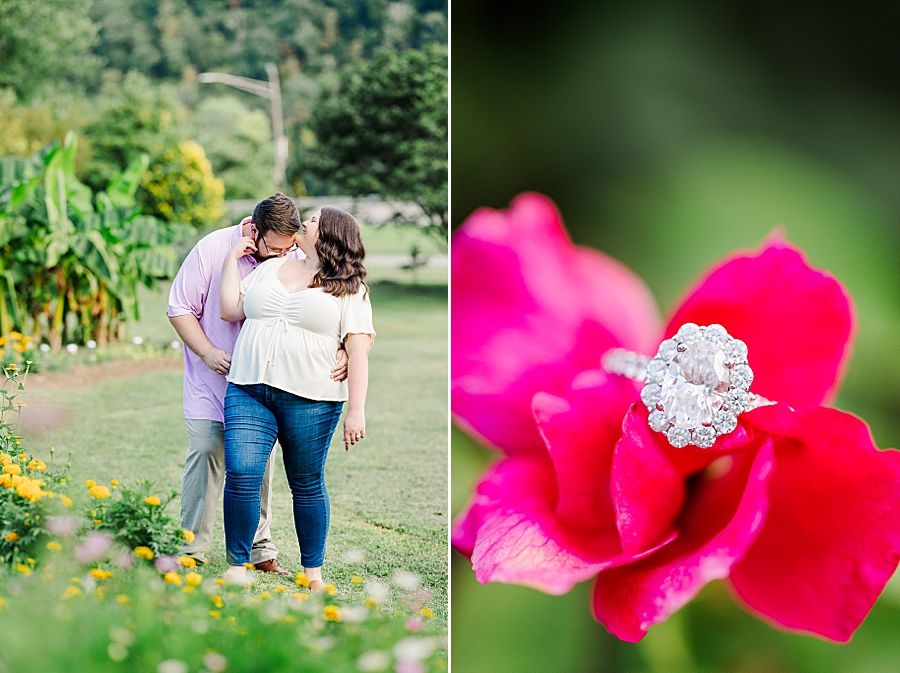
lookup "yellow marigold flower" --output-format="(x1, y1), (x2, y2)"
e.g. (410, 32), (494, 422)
(164, 571), (182, 585)
(27, 459), (46, 472)
(10, 332), (22, 340)
(326, 584), (336, 596)
(185, 572), (202, 587)
(215, 578), (226, 586)
(16, 479), (46, 502)
(323, 605), (341, 622)
(242, 562), (254, 569)
(14, 563), (31, 576)
(133, 546), (154, 560)
(90, 568), (113, 580)
(275, 586), (286, 593)
(60, 495), (73, 508)
(421, 607), (434, 619)
(116, 594), (130, 605)
(293, 593), (309, 601)
(294, 572), (309, 587)
(0, 474), (10, 488)
(17, 453), (26, 460)
(259, 592), (271, 599)
(351, 576), (363, 584)
(93, 519), (102, 525)
(179, 556), (197, 568)
(62, 586), (82, 600)
(182, 529), (195, 543)
(89, 485), (111, 499)
(209, 610), (222, 619)
(70, 577), (81, 584)
(0, 453), (10, 465)
(46, 541), (62, 552)
(4, 531), (19, 542)
(364, 598), (377, 608)
(7, 362), (17, 370)
(3, 464), (21, 475)
(211, 595), (224, 608)
(145, 496), (161, 506)
(85, 480), (96, 487)
(110, 480), (118, 487)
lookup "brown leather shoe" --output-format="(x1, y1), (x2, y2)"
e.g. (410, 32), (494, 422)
(253, 559), (293, 576)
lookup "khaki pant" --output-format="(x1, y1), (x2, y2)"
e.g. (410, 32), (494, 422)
(180, 418), (278, 564)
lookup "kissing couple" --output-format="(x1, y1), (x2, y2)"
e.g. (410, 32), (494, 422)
(168, 192), (375, 590)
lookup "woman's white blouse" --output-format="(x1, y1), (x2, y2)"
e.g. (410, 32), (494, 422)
(227, 257), (375, 401)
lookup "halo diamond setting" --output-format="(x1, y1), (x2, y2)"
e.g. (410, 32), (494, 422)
(604, 323), (771, 448)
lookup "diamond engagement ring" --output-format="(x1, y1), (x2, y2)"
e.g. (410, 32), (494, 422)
(602, 323), (775, 448)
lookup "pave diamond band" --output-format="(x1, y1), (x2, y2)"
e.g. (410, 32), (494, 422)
(602, 323), (774, 448)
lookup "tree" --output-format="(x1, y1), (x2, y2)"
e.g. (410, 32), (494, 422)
(0, 133), (189, 346)
(191, 96), (276, 200)
(309, 44), (447, 247)
(0, 0), (102, 100)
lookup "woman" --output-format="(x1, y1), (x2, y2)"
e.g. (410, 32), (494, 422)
(219, 206), (374, 589)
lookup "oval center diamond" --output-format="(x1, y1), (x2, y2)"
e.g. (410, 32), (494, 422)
(659, 340), (731, 429)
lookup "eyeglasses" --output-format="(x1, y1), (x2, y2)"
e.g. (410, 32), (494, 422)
(257, 236), (298, 258)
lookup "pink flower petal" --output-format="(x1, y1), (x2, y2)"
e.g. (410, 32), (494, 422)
(452, 193), (660, 456)
(612, 409), (687, 555)
(452, 456), (674, 595)
(612, 407), (757, 555)
(593, 439), (774, 642)
(532, 375), (635, 533)
(730, 405), (900, 642)
(666, 235), (855, 409)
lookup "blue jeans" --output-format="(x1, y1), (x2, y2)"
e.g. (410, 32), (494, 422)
(223, 383), (343, 567)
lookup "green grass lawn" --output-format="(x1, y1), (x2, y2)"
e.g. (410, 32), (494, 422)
(21, 282), (449, 628)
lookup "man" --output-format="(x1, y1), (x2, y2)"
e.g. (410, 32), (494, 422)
(167, 193), (348, 574)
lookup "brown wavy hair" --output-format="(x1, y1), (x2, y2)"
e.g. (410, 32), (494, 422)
(309, 207), (368, 298)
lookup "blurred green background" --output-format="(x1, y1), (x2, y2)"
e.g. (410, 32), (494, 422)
(451, 1), (900, 671)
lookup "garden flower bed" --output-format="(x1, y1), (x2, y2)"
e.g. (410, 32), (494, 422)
(0, 365), (446, 672)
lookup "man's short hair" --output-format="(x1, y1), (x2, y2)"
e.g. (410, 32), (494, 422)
(252, 193), (300, 236)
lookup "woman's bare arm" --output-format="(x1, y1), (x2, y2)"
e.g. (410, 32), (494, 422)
(220, 236), (256, 322)
(343, 332), (372, 451)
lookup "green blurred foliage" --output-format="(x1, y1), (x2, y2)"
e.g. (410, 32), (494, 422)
(79, 71), (182, 191)
(84, 0), (447, 192)
(452, 1), (900, 670)
(0, 0), (102, 100)
(79, 71), (224, 228)
(309, 44), (448, 243)
(0, 133), (188, 346)
(191, 95), (277, 200)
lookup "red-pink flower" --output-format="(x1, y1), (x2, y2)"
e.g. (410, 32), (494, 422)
(452, 193), (900, 642)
